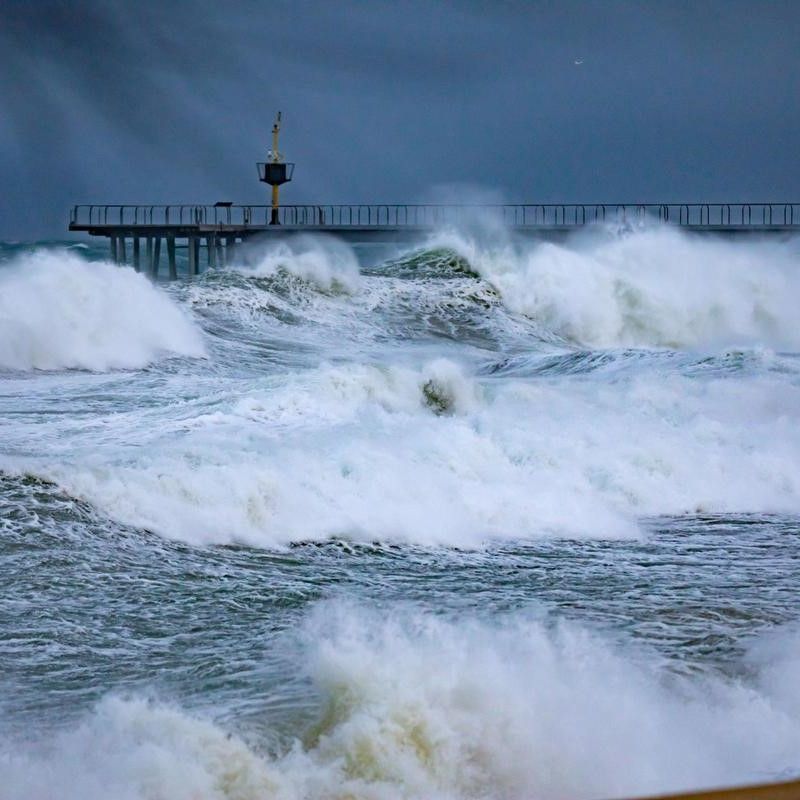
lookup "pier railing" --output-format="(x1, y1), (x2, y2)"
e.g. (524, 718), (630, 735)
(70, 203), (800, 230)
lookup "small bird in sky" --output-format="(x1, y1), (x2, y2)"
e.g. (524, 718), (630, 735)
(574, 58), (584, 65)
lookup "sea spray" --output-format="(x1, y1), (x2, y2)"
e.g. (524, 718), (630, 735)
(430, 225), (800, 349)
(3, 605), (800, 800)
(0, 250), (205, 371)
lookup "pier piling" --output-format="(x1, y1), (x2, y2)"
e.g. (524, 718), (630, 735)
(133, 237), (141, 272)
(207, 235), (216, 269)
(167, 237), (177, 280)
(188, 237), (198, 277)
(151, 237), (162, 278)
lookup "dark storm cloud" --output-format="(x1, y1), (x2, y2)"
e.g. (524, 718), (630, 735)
(0, 0), (798, 238)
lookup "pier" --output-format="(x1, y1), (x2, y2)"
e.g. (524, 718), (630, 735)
(67, 113), (800, 278)
(68, 202), (800, 278)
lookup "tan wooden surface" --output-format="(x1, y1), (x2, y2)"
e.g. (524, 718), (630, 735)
(618, 778), (800, 800)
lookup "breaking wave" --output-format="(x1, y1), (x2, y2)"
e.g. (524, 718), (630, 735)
(3, 230), (800, 546)
(196, 226), (800, 353)
(234, 234), (362, 293)
(15, 356), (800, 547)
(0, 250), (205, 371)
(431, 226), (800, 349)
(3, 605), (800, 800)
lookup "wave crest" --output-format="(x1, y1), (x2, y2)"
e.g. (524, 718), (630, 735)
(433, 226), (800, 349)
(235, 234), (361, 293)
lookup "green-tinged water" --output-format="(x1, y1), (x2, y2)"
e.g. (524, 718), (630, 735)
(1, 230), (800, 799)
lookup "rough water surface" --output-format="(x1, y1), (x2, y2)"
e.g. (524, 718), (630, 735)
(1, 228), (800, 800)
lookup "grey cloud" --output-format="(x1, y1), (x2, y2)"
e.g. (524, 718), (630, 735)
(0, 0), (798, 238)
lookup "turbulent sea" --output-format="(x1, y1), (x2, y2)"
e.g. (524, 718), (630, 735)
(1, 226), (800, 799)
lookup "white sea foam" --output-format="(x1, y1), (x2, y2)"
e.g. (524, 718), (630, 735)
(0, 250), (205, 371)
(3, 606), (800, 800)
(15, 355), (799, 546)
(3, 232), (800, 546)
(432, 226), (800, 349)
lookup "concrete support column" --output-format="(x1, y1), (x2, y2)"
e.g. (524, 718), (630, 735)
(110, 236), (118, 263)
(216, 236), (225, 268)
(133, 237), (141, 272)
(167, 237), (177, 281)
(151, 237), (162, 278)
(118, 237), (127, 264)
(207, 235), (216, 269)
(188, 237), (198, 277)
(145, 237), (153, 272)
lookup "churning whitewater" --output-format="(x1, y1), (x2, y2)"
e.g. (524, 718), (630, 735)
(1, 226), (800, 800)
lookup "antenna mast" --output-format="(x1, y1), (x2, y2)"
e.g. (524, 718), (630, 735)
(257, 111), (294, 225)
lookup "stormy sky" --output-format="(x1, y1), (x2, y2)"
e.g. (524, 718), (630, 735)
(1, 0), (798, 239)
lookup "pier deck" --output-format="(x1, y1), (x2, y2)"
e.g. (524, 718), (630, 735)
(69, 202), (800, 278)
